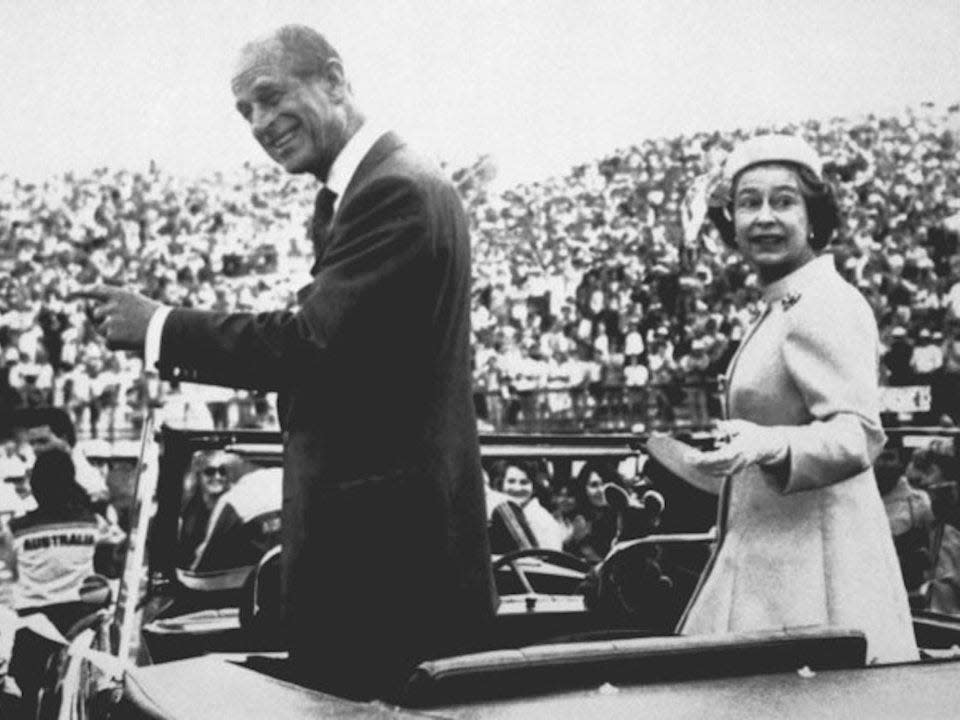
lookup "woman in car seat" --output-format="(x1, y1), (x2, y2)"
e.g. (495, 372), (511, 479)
(563, 460), (620, 564)
(496, 461), (564, 551)
(191, 466), (282, 575)
(177, 449), (241, 567)
(483, 467), (538, 554)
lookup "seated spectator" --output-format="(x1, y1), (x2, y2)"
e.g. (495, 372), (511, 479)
(551, 481), (579, 545)
(12, 407), (108, 507)
(177, 449), (243, 567)
(563, 460), (620, 564)
(482, 469), (537, 555)
(491, 460), (564, 551)
(878, 454), (935, 593)
(915, 450), (960, 615)
(190, 467), (282, 579)
(4, 451), (103, 621)
(3, 450), (106, 717)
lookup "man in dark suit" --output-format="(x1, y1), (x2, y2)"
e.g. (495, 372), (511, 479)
(76, 24), (496, 700)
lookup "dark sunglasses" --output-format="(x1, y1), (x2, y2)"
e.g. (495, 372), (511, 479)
(202, 466), (228, 478)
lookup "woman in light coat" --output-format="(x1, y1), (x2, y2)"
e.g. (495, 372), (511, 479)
(679, 134), (917, 664)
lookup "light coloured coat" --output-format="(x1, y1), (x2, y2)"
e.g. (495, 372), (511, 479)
(680, 255), (918, 664)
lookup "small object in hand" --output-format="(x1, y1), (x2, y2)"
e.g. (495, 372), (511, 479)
(645, 434), (724, 495)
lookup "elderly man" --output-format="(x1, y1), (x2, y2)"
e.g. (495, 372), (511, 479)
(76, 24), (495, 699)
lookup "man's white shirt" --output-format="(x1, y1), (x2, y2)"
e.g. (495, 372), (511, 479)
(145, 121), (386, 372)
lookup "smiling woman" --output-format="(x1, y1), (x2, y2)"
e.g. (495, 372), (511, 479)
(679, 134), (918, 665)
(177, 449), (244, 567)
(489, 460), (564, 551)
(706, 134), (840, 284)
(731, 166), (817, 283)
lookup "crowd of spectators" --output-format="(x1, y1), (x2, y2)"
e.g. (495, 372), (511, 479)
(0, 162), (314, 437)
(464, 103), (960, 428)
(1, 104), (959, 437)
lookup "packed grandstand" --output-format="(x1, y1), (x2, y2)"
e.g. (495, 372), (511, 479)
(1, 103), (959, 438)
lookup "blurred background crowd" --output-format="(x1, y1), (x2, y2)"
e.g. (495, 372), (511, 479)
(0, 102), (959, 644)
(1, 103), (959, 439)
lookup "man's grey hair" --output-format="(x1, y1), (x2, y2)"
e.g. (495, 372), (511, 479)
(239, 24), (342, 81)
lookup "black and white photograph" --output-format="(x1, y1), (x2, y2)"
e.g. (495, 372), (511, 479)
(0, 0), (959, 717)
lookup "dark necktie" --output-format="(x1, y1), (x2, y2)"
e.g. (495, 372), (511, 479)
(310, 186), (338, 275)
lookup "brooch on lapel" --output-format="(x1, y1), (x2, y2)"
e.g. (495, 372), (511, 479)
(780, 292), (802, 311)
(749, 301), (767, 322)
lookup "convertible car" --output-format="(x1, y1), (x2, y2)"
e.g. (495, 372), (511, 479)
(22, 419), (960, 719)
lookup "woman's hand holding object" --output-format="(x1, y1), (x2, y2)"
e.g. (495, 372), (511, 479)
(692, 419), (789, 478)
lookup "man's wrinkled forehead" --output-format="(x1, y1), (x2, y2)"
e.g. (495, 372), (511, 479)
(231, 39), (290, 93)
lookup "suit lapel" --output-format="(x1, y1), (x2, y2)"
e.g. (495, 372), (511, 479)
(338, 131), (405, 211)
(297, 132), (406, 306)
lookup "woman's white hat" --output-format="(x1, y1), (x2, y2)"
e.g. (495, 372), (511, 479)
(724, 134), (823, 182)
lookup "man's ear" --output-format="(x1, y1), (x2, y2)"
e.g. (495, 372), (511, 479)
(320, 59), (348, 102)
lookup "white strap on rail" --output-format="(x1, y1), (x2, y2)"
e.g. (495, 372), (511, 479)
(57, 628), (125, 720)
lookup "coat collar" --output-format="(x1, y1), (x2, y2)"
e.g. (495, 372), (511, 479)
(338, 130), (405, 205)
(324, 120), (389, 210)
(761, 254), (836, 304)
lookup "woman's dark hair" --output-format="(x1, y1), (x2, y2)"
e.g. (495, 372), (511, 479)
(707, 162), (840, 251)
(484, 459), (508, 492)
(572, 460), (619, 513)
(29, 449), (92, 514)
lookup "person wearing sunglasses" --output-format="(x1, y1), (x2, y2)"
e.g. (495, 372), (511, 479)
(190, 467), (283, 577)
(177, 450), (241, 567)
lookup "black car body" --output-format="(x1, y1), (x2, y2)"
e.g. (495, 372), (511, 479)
(29, 421), (960, 719)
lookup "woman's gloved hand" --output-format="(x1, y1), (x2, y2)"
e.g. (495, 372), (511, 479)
(691, 419), (790, 478)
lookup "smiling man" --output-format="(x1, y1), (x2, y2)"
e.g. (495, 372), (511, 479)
(232, 29), (354, 180)
(75, 24), (496, 700)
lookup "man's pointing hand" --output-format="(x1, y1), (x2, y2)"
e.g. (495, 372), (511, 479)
(68, 285), (162, 352)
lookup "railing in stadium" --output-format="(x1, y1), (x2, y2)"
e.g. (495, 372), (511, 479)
(474, 382), (723, 433)
(69, 382), (722, 441)
(71, 382), (939, 441)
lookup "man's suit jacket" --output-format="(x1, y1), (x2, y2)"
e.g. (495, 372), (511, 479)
(158, 132), (496, 697)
